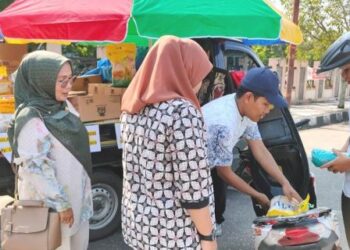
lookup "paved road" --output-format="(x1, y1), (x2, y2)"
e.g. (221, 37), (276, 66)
(89, 189), (256, 250)
(89, 122), (350, 250)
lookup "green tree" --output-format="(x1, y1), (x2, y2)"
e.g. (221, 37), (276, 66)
(62, 44), (96, 58)
(280, 0), (349, 107)
(280, 0), (350, 61)
(252, 45), (288, 65)
(61, 44), (97, 75)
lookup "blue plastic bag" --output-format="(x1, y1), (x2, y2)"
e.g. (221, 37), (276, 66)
(311, 148), (350, 167)
(83, 58), (112, 82)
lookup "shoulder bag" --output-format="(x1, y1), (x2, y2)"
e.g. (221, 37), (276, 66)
(1, 156), (61, 250)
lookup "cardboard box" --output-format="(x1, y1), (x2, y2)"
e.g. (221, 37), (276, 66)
(72, 74), (102, 92)
(88, 83), (126, 96)
(104, 86), (126, 96)
(68, 94), (121, 122)
(88, 83), (126, 103)
(69, 83), (123, 122)
(0, 44), (28, 75)
(88, 83), (107, 96)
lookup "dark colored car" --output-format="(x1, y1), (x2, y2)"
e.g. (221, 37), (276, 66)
(0, 38), (316, 241)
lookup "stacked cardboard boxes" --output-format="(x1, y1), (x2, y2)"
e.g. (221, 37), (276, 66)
(68, 76), (125, 122)
(0, 44), (28, 114)
(0, 44), (27, 75)
(71, 74), (103, 93)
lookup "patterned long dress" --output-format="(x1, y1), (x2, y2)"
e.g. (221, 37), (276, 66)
(121, 98), (215, 250)
(16, 117), (93, 246)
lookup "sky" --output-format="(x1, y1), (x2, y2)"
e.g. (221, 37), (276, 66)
(269, 0), (285, 11)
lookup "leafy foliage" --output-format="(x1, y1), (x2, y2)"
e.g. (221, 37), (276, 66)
(62, 44), (97, 75)
(62, 44), (96, 58)
(280, 0), (350, 61)
(252, 45), (288, 65)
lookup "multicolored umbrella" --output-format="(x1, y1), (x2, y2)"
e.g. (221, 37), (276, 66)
(0, 0), (303, 45)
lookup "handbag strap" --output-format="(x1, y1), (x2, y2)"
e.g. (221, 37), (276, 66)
(10, 154), (44, 208)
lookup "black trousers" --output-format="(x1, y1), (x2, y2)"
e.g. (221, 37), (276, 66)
(342, 192), (350, 248)
(211, 168), (228, 225)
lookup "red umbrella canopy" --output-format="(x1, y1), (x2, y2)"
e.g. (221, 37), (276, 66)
(0, 0), (303, 45)
(0, 0), (132, 43)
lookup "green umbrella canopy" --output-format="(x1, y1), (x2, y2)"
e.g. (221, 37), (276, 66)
(0, 0), (302, 45)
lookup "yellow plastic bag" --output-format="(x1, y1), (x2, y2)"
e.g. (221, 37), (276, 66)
(106, 43), (137, 87)
(266, 194), (310, 217)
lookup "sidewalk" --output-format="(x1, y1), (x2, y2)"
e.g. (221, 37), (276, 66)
(289, 99), (349, 130)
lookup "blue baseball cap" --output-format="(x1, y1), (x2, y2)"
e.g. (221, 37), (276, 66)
(241, 67), (288, 108)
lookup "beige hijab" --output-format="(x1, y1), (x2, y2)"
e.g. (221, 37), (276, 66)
(121, 36), (213, 114)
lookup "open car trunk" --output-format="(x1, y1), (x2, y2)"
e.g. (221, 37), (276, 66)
(241, 107), (316, 215)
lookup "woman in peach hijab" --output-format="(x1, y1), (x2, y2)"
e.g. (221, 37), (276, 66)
(120, 36), (216, 250)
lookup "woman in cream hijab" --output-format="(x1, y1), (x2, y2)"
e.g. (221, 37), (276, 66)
(121, 36), (216, 250)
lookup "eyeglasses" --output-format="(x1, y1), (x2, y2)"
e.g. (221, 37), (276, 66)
(57, 75), (77, 88)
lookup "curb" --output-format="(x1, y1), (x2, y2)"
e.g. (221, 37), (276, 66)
(296, 110), (349, 130)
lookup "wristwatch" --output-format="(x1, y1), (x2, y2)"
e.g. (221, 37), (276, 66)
(198, 229), (217, 241)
